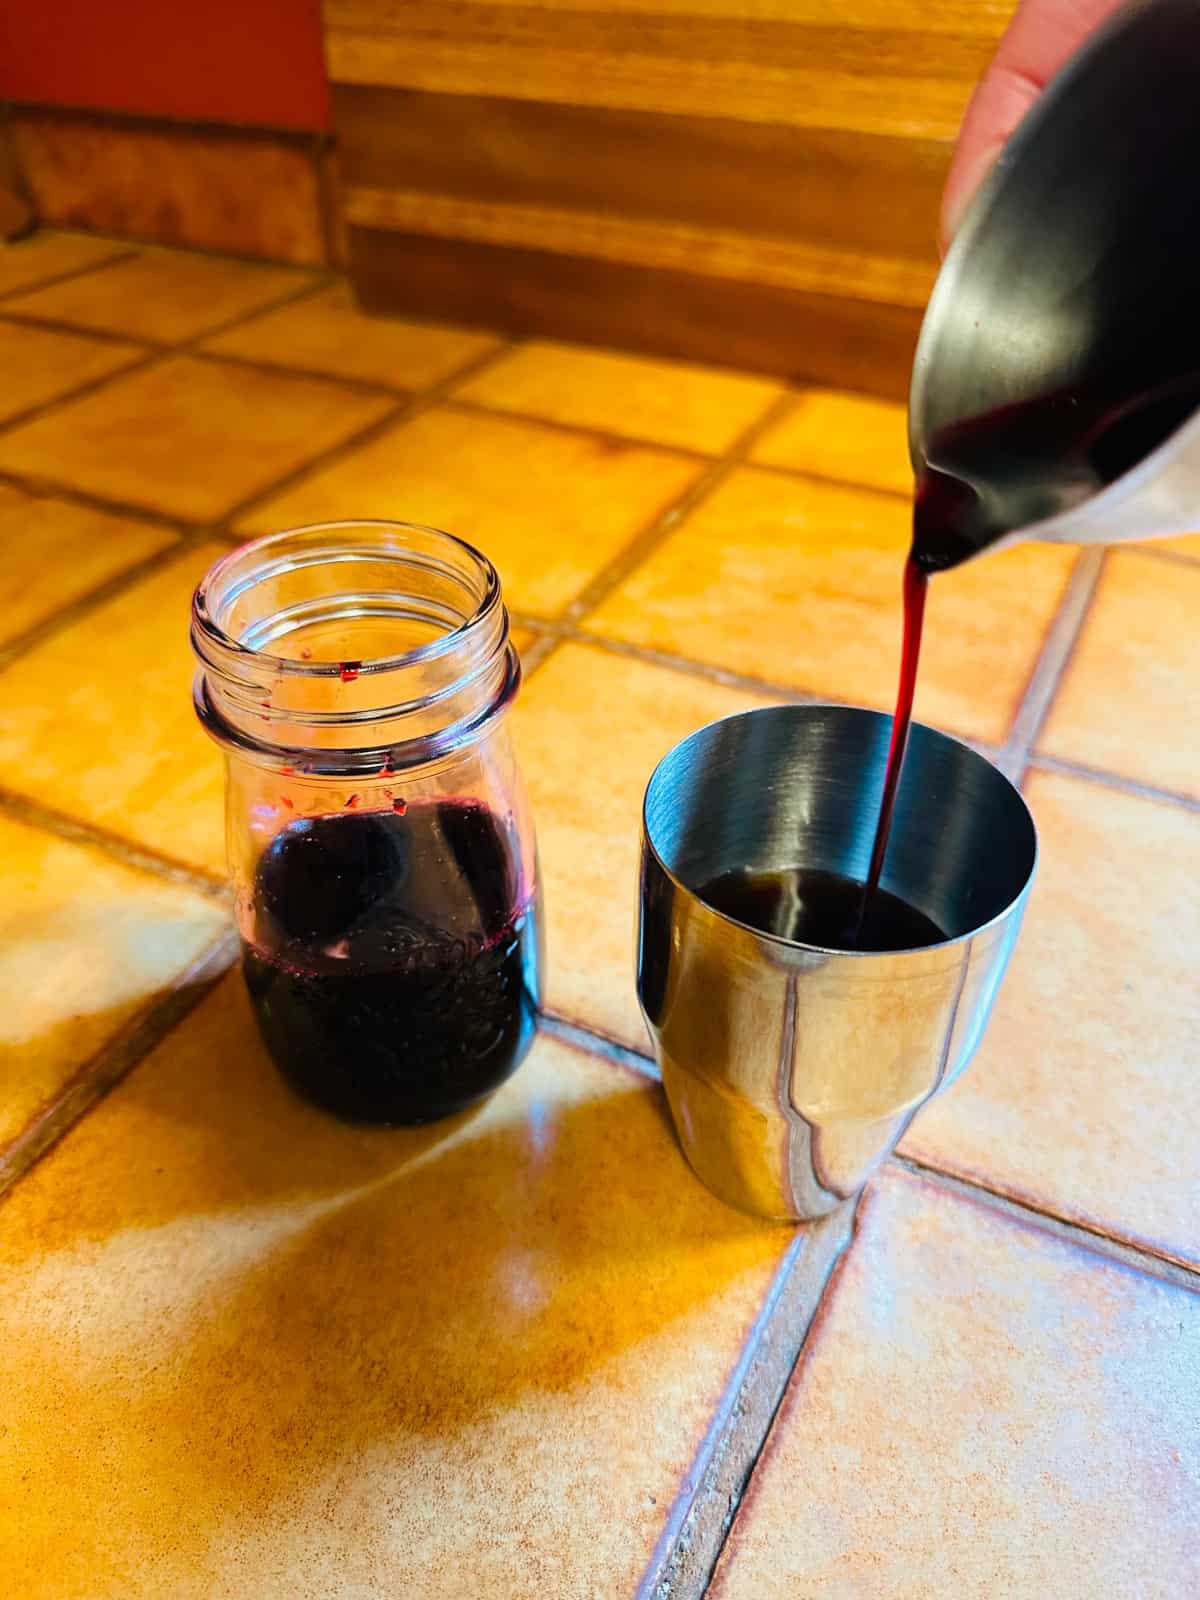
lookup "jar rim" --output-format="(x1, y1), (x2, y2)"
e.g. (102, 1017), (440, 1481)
(191, 519), (503, 680)
(191, 519), (516, 773)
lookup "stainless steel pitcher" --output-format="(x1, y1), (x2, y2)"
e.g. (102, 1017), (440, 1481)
(638, 706), (1036, 1221)
(911, 0), (1200, 558)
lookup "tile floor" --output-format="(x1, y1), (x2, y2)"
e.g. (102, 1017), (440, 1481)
(1, 231), (1196, 1598)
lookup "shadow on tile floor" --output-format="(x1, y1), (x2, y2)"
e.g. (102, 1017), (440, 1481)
(3, 975), (774, 1517)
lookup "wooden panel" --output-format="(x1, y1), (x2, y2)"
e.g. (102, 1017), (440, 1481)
(343, 184), (935, 306)
(350, 225), (922, 399)
(10, 108), (327, 264)
(325, 0), (1016, 389)
(325, 0), (1010, 139)
(333, 86), (950, 265)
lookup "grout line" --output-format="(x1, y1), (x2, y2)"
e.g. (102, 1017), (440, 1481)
(0, 264), (915, 515)
(0, 268), (332, 360)
(0, 925), (238, 1206)
(566, 390), (801, 630)
(441, 396), (715, 465)
(0, 299), (508, 676)
(527, 618), (1003, 774)
(507, 609), (556, 634)
(557, 628), (818, 703)
(1026, 751), (1200, 813)
(0, 532), (188, 670)
(214, 336), (519, 533)
(0, 306), (158, 350)
(185, 344), (399, 401)
(0, 465), (201, 533)
(637, 1240), (803, 1600)
(0, 241), (143, 306)
(0, 248), (913, 515)
(0, 788), (228, 899)
(1129, 542), (1200, 572)
(0, 274), (336, 517)
(167, 270), (335, 347)
(538, 1011), (658, 1080)
(211, 394), (412, 531)
(994, 547), (1105, 782)
(514, 628), (564, 680)
(540, 998), (1200, 1536)
(0, 347), (161, 437)
(893, 1155), (1200, 1293)
(513, 390), (797, 691)
(746, 453), (913, 505)
(637, 1202), (857, 1600)
(0, 302), (902, 512)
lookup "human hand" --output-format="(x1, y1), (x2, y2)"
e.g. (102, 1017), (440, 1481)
(942, 0), (1130, 248)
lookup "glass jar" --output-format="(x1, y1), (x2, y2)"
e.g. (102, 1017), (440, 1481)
(191, 521), (541, 1125)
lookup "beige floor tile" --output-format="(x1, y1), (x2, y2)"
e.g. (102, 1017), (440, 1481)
(2, 247), (311, 344)
(0, 490), (177, 648)
(0, 317), (143, 424)
(203, 282), (499, 389)
(240, 408), (701, 617)
(1039, 551), (1200, 798)
(903, 770), (1200, 1266)
(0, 815), (227, 1153)
(456, 340), (782, 454)
(0, 983), (789, 1598)
(0, 357), (392, 521)
(712, 1168), (1200, 1600)
(514, 643), (764, 1045)
(1157, 532), (1200, 559)
(751, 387), (912, 495)
(0, 231), (130, 299)
(0, 544), (228, 874)
(589, 467), (1076, 742)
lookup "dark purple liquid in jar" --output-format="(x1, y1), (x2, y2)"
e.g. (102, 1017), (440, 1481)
(242, 801), (538, 1124)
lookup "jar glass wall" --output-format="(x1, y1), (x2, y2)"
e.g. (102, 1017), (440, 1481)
(192, 521), (541, 1124)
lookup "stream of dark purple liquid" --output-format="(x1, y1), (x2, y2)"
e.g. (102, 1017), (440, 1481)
(859, 370), (1200, 941)
(862, 553), (928, 910)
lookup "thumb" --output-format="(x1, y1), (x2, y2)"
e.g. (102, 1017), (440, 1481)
(941, 0), (1129, 251)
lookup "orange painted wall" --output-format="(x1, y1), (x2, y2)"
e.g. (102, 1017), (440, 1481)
(0, 0), (331, 131)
